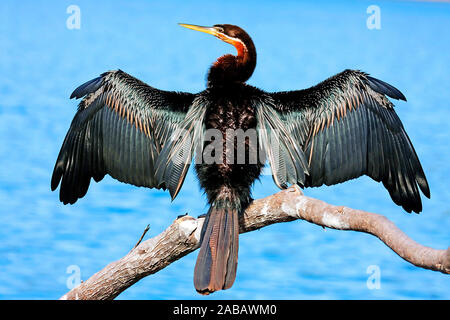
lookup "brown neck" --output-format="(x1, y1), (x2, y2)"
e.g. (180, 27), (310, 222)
(207, 37), (256, 87)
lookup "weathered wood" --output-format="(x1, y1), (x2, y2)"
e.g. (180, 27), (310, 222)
(60, 185), (450, 300)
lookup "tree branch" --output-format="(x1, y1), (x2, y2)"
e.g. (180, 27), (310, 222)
(60, 185), (450, 300)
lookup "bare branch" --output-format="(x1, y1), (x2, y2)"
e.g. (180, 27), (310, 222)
(60, 185), (450, 300)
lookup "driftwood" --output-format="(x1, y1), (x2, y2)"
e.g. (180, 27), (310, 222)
(60, 185), (450, 300)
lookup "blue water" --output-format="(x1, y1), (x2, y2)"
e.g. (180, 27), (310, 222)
(0, 0), (449, 300)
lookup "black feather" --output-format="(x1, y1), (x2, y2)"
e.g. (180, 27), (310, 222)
(366, 76), (407, 101)
(70, 76), (103, 99)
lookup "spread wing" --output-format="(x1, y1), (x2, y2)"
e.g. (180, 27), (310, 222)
(269, 69), (430, 213)
(51, 70), (198, 204)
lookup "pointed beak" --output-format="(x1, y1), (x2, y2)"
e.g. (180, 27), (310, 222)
(178, 23), (220, 37)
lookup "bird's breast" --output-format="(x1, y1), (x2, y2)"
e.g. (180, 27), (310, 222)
(205, 98), (256, 132)
(194, 87), (263, 194)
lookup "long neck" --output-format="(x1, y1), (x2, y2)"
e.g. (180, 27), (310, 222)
(207, 38), (256, 87)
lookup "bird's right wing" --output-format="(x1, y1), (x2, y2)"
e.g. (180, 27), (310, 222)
(51, 70), (204, 204)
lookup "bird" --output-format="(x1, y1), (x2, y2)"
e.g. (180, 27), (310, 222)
(51, 23), (430, 295)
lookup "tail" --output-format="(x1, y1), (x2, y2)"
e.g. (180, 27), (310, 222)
(194, 193), (240, 295)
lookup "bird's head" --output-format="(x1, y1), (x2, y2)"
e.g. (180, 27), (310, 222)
(179, 23), (256, 85)
(179, 23), (252, 58)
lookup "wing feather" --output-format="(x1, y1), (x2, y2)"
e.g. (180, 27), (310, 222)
(51, 70), (196, 204)
(255, 99), (308, 188)
(155, 97), (207, 200)
(269, 69), (429, 213)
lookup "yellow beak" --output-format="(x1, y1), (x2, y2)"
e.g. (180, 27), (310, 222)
(178, 23), (220, 37)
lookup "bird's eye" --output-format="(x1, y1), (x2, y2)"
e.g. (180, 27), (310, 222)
(215, 26), (225, 33)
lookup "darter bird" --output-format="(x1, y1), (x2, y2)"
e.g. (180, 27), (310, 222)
(51, 23), (430, 295)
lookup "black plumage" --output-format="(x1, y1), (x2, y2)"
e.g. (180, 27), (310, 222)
(52, 23), (429, 295)
(271, 69), (429, 213)
(51, 70), (195, 204)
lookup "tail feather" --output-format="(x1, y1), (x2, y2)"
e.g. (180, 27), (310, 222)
(194, 197), (239, 295)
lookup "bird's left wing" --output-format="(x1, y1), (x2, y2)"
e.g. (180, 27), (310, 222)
(51, 70), (203, 204)
(267, 69), (430, 213)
